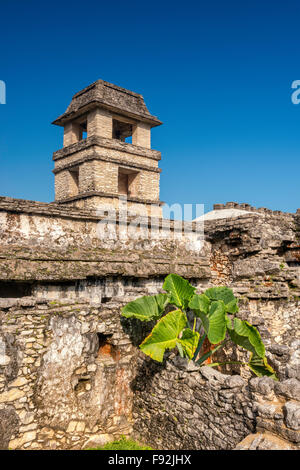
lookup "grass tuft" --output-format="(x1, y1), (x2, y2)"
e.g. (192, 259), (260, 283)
(87, 435), (152, 450)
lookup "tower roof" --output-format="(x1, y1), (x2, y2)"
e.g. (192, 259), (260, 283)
(52, 79), (162, 128)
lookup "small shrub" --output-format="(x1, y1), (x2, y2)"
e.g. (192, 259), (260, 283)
(121, 273), (277, 379)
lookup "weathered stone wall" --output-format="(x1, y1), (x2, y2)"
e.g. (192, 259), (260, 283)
(132, 355), (300, 450)
(53, 136), (162, 212)
(0, 197), (208, 281)
(0, 278), (163, 450)
(130, 208), (300, 450)
(59, 195), (163, 217)
(87, 108), (113, 140)
(53, 137), (161, 171)
(0, 197), (208, 449)
(206, 212), (300, 344)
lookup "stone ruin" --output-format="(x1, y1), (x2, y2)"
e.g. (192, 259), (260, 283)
(0, 79), (299, 450)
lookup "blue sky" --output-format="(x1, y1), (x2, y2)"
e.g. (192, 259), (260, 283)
(0, 0), (300, 215)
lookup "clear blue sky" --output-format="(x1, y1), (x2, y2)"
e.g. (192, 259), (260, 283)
(1, 0), (300, 214)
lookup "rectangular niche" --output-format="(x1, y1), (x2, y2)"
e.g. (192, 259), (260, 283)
(77, 116), (87, 141)
(113, 118), (133, 143)
(0, 282), (32, 298)
(69, 167), (80, 196)
(118, 167), (138, 197)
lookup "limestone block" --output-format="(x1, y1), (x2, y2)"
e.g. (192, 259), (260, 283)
(63, 122), (81, 147)
(275, 379), (300, 400)
(76, 421), (86, 432)
(0, 388), (25, 403)
(235, 432), (297, 450)
(256, 403), (278, 419)
(19, 423), (38, 433)
(249, 376), (275, 396)
(9, 431), (37, 449)
(9, 377), (28, 388)
(87, 108), (112, 139)
(18, 410), (35, 425)
(224, 375), (245, 389)
(284, 401), (300, 431)
(66, 421), (78, 433)
(132, 123), (151, 149)
(82, 433), (113, 449)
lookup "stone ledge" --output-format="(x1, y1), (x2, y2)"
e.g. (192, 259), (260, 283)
(53, 153), (162, 175)
(52, 136), (161, 162)
(0, 258), (211, 281)
(213, 201), (297, 216)
(54, 191), (163, 206)
(0, 197), (206, 238)
(235, 431), (298, 450)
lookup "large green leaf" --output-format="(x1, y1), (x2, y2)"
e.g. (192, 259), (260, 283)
(206, 301), (227, 344)
(163, 274), (196, 309)
(225, 299), (239, 314)
(140, 310), (187, 362)
(227, 318), (265, 358)
(204, 286), (235, 303)
(121, 293), (169, 322)
(204, 287), (239, 314)
(178, 328), (200, 359)
(155, 293), (170, 313)
(248, 354), (278, 379)
(191, 300), (227, 344)
(189, 294), (211, 315)
(176, 341), (185, 358)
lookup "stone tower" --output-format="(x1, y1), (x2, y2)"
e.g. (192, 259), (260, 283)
(52, 79), (163, 216)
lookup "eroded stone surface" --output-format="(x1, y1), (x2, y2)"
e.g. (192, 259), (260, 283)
(0, 198), (299, 449)
(0, 407), (20, 449)
(133, 357), (300, 450)
(235, 432), (297, 450)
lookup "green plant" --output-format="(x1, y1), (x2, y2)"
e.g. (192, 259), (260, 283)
(121, 273), (277, 379)
(87, 435), (152, 450)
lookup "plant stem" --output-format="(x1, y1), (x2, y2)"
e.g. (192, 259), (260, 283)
(192, 333), (206, 362)
(205, 361), (247, 367)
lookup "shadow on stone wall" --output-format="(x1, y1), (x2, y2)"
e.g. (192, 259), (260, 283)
(132, 356), (300, 450)
(0, 407), (20, 450)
